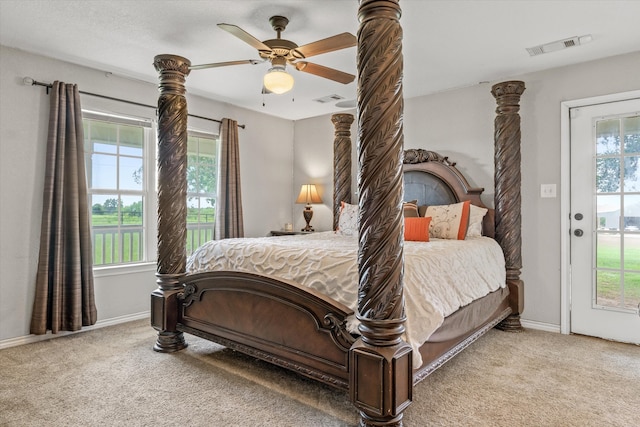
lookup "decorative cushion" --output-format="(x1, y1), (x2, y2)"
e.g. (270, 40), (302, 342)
(467, 204), (489, 238)
(425, 200), (471, 240)
(403, 200), (419, 217)
(337, 201), (358, 235)
(404, 217), (431, 241)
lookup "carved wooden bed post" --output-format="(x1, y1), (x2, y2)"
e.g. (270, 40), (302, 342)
(350, 1), (412, 426)
(492, 80), (526, 332)
(331, 113), (354, 231)
(150, 54), (191, 352)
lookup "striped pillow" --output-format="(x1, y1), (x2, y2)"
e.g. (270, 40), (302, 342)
(403, 200), (419, 217)
(404, 217), (431, 241)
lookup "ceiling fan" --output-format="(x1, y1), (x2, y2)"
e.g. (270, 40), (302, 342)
(190, 16), (357, 94)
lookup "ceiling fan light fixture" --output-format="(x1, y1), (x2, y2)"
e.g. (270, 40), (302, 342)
(263, 65), (294, 95)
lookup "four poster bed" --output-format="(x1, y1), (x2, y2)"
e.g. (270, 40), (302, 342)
(150, 2), (525, 425)
(180, 148), (510, 386)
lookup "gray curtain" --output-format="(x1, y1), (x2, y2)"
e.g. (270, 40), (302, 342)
(31, 81), (97, 335)
(215, 118), (244, 239)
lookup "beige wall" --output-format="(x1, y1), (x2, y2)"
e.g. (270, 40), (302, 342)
(294, 51), (640, 328)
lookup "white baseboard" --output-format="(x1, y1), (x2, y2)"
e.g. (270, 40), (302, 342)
(0, 311), (149, 350)
(521, 319), (561, 334)
(1, 313), (562, 350)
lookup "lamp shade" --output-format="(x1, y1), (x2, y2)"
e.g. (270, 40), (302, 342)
(296, 184), (322, 205)
(263, 65), (294, 95)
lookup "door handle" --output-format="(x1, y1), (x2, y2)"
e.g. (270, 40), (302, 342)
(574, 229), (584, 237)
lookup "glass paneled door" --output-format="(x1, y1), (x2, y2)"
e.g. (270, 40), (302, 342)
(570, 98), (640, 344)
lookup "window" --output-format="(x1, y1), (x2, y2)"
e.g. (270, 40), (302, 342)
(84, 109), (219, 267)
(84, 112), (155, 266)
(186, 131), (219, 255)
(595, 114), (640, 310)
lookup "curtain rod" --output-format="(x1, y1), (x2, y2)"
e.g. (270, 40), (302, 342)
(23, 77), (246, 129)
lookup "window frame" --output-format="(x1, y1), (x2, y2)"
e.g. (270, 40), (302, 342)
(83, 110), (157, 271)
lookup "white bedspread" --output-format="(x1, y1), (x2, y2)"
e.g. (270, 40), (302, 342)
(187, 231), (506, 368)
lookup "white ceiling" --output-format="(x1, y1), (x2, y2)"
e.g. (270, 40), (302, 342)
(1, 1), (639, 121)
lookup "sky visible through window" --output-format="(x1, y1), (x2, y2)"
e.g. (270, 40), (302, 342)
(85, 119), (144, 208)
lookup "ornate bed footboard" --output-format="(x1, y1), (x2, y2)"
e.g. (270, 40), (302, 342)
(176, 271), (355, 389)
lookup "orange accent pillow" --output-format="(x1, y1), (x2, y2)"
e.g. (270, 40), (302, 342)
(425, 200), (471, 240)
(404, 217), (432, 241)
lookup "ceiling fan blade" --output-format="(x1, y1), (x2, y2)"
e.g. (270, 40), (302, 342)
(218, 23), (272, 52)
(293, 33), (356, 59)
(189, 59), (263, 71)
(294, 61), (355, 84)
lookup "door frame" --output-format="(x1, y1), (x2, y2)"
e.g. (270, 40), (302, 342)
(560, 89), (640, 334)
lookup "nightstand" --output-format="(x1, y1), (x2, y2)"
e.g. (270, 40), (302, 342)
(270, 230), (312, 236)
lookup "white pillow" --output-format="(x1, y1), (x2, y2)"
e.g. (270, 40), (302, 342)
(467, 204), (489, 238)
(337, 201), (358, 236)
(425, 200), (471, 240)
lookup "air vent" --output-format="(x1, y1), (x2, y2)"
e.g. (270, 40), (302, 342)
(526, 34), (592, 56)
(526, 46), (545, 56)
(335, 99), (356, 109)
(313, 94), (345, 104)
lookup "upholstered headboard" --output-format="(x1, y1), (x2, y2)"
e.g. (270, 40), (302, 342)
(402, 149), (495, 238)
(404, 170), (457, 206)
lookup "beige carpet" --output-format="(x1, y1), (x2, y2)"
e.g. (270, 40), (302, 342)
(1, 319), (638, 427)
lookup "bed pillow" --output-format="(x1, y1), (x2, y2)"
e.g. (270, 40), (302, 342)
(404, 217), (431, 241)
(466, 204), (489, 238)
(337, 201), (358, 235)
(425, 200), (471, 240)
(403, 200), (419, 217)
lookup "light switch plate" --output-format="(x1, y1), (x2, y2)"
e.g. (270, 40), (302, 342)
(540, 184), (557, 198)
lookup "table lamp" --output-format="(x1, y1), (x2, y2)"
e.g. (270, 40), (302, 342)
(295, 184), (322, 232)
